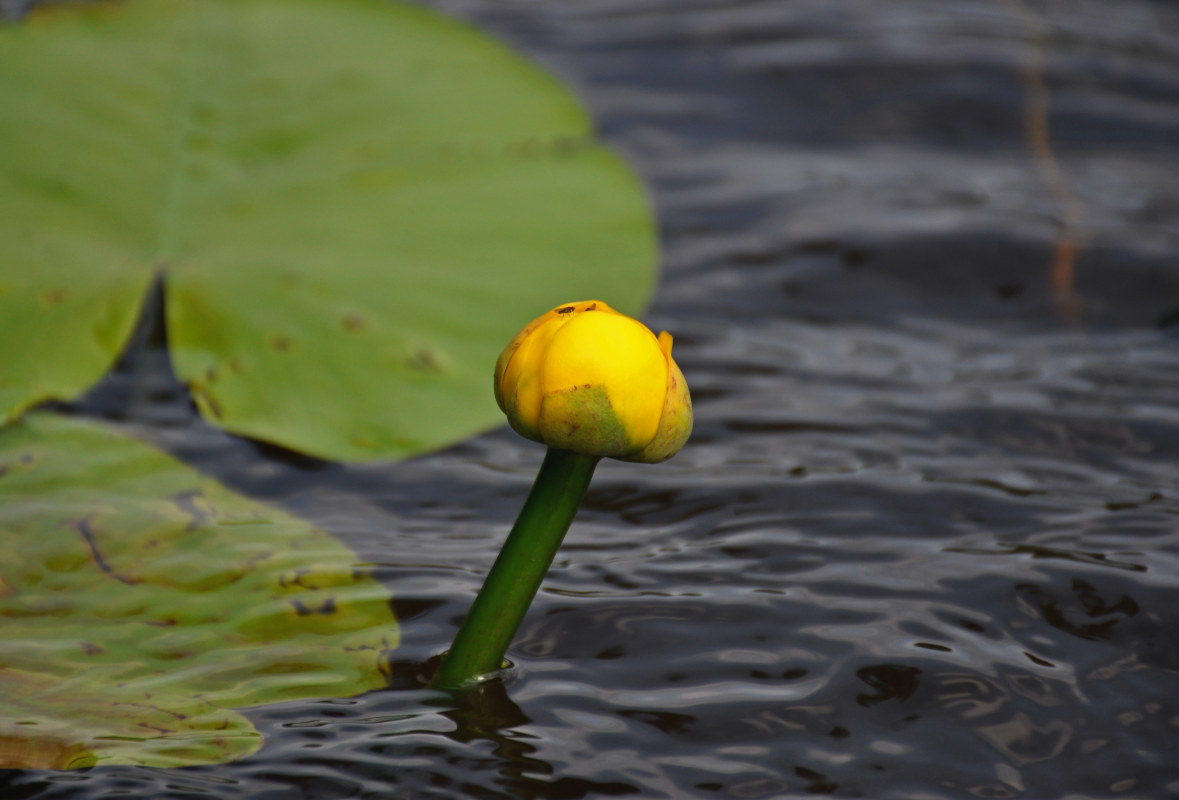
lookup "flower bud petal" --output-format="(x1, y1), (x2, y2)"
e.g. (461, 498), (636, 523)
(495, 301), (692, 461)
(622, 333), (693, 463)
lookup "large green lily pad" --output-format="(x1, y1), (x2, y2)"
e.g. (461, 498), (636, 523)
(0, 412), (399, 768)
(0, 0), (656, 461)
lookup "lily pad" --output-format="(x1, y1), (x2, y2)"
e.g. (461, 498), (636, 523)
(0, 412), (399, 768)
(0, 0), (656, 461)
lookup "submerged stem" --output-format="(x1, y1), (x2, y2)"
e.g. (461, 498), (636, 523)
(431, 447), (599, 690)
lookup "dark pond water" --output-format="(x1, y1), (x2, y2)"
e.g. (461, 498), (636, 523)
(7, 0), (1179, 797)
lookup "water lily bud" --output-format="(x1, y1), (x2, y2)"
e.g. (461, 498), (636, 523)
(494, 301), (692, 462)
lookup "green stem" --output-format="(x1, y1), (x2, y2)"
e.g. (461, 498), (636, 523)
(431, 447), (600, 690)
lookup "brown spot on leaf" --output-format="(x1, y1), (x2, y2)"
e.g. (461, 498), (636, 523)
(80, 642), (104, 656)
(269, 335), (293, 353)
(229, 358), (245, 374)
(40, 288), (67, 306)
(154, 650), (192, 662)
(291, 597), (337, 616)
(279, 569), (311, 590)
(405, 347), (442, 373)
(137, 722), (174, 735)
(342, 314), (366, 332)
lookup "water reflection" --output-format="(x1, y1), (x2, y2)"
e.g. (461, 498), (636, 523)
(855, 664), (922, 706)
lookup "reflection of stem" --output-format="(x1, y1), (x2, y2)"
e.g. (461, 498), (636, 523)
(437, 679), (563, 792)
(432, 448), (599, 690)
(1003, 0), (1085, 320)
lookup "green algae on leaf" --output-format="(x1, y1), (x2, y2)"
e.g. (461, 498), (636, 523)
(0, 0), (656, 461)
(0, 412), (399, 769)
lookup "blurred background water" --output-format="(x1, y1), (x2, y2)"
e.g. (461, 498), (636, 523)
(6, 0), (1179, 797)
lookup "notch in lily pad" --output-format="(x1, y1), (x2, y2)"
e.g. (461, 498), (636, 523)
(0, 0), (656, 463)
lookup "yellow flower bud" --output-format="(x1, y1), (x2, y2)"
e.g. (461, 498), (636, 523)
(494, 301), (692, 462)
